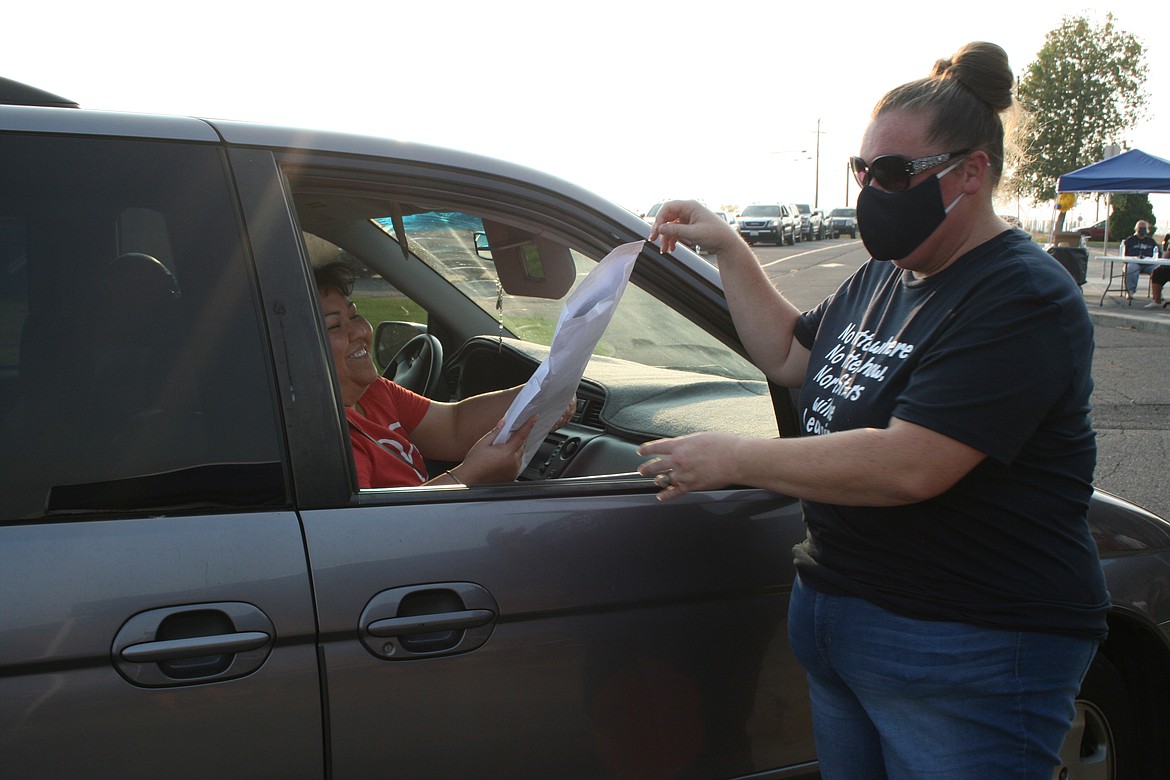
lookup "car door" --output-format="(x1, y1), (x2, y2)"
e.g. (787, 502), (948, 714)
(0, 128), (323, 778)
(305, 483), (812, 779)
(228, 136), (819, 778)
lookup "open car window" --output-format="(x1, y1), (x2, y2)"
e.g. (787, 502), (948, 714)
(373, 210), (764, 381)
(292, 180), (778, 494)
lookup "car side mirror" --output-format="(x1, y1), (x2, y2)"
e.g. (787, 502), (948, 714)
(373, 321), (428, 372)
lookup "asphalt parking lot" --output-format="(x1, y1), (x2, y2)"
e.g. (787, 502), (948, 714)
(716, 235), (1170, 522)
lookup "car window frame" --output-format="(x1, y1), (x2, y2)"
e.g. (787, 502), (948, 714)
(231, 146), (784, 505)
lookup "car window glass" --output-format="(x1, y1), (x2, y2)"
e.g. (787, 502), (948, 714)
(0, 135), (285, 520)
(0, 217), (29, 379)
(377, 210), (762, 381)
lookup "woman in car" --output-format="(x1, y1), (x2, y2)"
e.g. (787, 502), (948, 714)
(316, 261), (550, 488)
(640, 42), (1108, 778)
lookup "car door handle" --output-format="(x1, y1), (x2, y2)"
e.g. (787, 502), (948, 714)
(120, 631), (271, 663)
(367, 609), (494, 638)
(359, 582), (498, 660)
(112, 601), (275, 687)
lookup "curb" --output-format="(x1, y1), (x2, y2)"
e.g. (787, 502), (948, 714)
(1087, 308), (1170, 335)
(1081, 284), (1170, 335)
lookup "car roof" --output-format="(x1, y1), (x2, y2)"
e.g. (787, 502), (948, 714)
(0, 77), (617, 211)
(0, 102), (644, 233)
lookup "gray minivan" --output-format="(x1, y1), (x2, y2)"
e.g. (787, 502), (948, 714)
(3, 79), (1170, 779)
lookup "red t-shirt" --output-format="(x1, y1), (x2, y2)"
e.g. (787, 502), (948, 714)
(346, 377), (432, 488)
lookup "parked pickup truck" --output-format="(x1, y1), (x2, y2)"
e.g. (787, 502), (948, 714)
(796, 203), (823, 241)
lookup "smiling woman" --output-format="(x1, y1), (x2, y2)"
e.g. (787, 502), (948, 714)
(313, 260), (536, 489)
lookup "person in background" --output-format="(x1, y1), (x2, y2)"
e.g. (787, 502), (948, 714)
(1147, 263), (1169, 308)
(1122, 219), (1160, 302)
(1150, 232), (1170, 309)
(315, 261), (571, 488)
(639, 41), (1107, 778)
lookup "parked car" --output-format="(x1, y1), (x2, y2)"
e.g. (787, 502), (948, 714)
(1078, 219), (1109, 242)
(3, 79), (1170, 780)
(827, 206), (858, 238)
(737, 202), (796, 245)
(811, 208), (827, 240)
(640, 199), (669, 224)
(795, 203), (823, 241)
(784, 203), (804, 244)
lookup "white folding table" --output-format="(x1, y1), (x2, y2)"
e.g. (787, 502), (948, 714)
(1090, 254), (1170, 306)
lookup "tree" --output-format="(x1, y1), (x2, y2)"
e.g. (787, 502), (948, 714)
(1110, 193), (1157, 238)
(1011, 14), (1150, 228)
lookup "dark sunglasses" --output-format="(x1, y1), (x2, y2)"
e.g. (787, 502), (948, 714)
(850, 149), (971, 192)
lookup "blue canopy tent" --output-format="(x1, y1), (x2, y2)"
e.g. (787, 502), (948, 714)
(1057, 148), (1170, 249)
(1058, 148), (1170, 193)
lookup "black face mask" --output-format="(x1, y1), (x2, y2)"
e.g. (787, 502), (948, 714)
(856, 162), (963, 261)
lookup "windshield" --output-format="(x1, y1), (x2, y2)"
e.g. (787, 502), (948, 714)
(830, 208), (855, 217)
(741, 205), (780, 218)
(374, 212), (764, 381)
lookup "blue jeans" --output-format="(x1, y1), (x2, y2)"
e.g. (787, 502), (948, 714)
(1125, 261), (1153, 295)
(788, 576), (1097, 779)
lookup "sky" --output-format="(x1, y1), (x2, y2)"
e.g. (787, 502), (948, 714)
(5, 1), (1168, 231)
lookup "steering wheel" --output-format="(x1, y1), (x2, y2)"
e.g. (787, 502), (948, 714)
(383, 334), (444, 397)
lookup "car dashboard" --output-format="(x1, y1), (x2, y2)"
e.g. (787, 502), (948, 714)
(443, 335), (780, 481)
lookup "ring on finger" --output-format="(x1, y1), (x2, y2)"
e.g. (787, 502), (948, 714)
(657, 470), (674, 488)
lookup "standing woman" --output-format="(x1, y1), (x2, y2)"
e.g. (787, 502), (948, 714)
(639, 42), (1108, 778)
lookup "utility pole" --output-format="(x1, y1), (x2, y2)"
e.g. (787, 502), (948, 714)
(844, 159), (851, 208)
(813, 119), (823, 208)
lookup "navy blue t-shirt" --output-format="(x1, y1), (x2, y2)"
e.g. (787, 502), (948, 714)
(792, 229), (1109, 639)
(1122, 233), (1159, 259)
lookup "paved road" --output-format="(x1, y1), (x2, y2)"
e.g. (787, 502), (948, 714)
(708, 235), (1170, 521)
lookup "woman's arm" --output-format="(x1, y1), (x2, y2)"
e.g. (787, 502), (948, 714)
(638, 417), (986, 505)
(651, 200), (810, 386)
(412, 385), (523, 462)
(413, 387), (576, 485)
